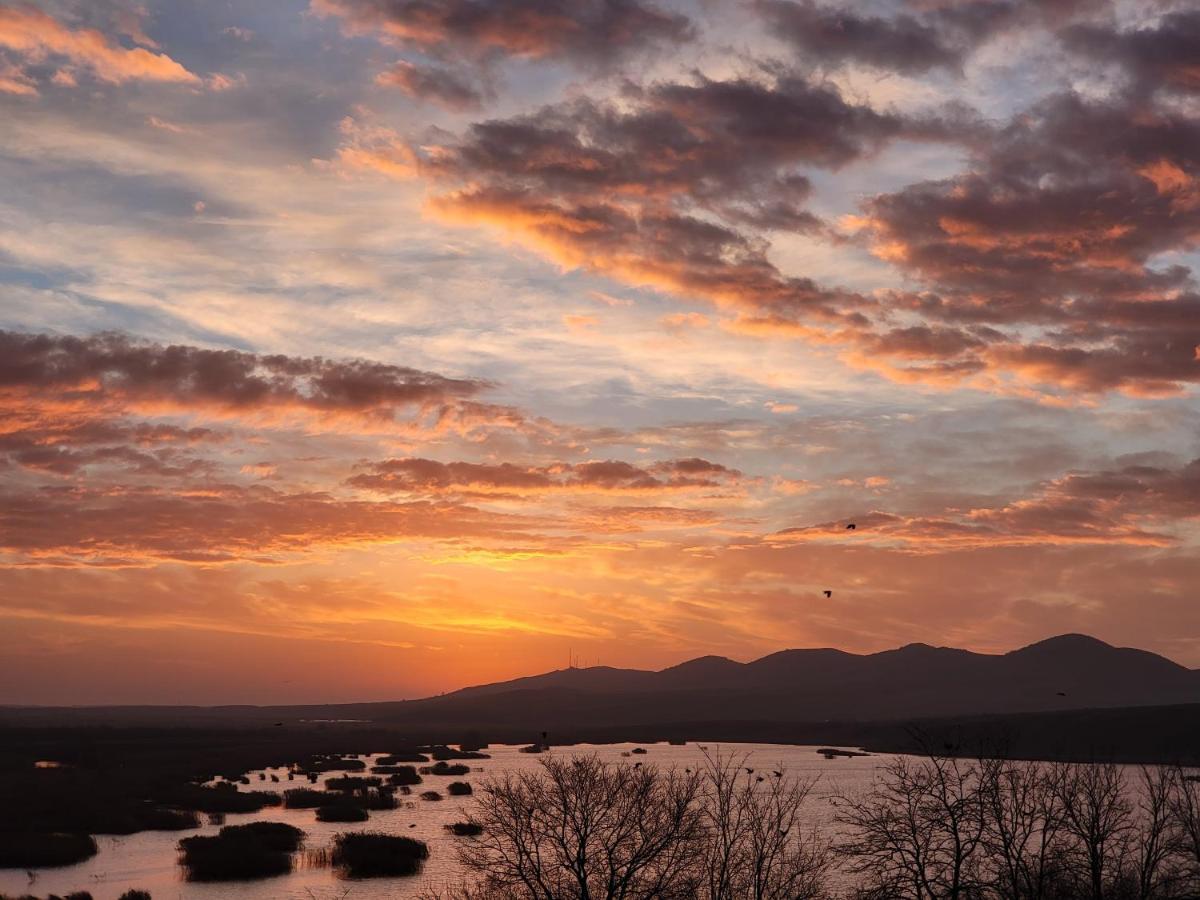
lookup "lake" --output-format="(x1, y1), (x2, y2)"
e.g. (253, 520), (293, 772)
(0, 742), (887, 900)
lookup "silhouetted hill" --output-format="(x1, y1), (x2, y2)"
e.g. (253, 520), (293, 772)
(407, 634), (1200, 727)
(3, 635), (1197, 736)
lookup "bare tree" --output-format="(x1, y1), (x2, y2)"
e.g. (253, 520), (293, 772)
(1169, 768), (1200, 895)
(977, 758), (1065, 900)
(427, 752), (830, 900)
(698, 749), (831, 900)
(427, 746), (1200, 900)
(449, 755), (704, 900)
(1124, 766), (1182, 899)
(1054, 762), (1132, 900)
(835, 750), (986, 899)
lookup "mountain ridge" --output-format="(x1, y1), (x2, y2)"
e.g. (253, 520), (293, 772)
(2, 634), (1197, 730)
(444, 633), (1197, 701)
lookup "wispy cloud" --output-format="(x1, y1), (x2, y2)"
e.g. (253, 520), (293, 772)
(0, 4), (198, 86)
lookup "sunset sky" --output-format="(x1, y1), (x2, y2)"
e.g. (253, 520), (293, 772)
(1, 0), (1198, 705)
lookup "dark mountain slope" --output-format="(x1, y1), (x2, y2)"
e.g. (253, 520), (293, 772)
(3, 634), (1196, 732)
(416, 634), (1200, 725)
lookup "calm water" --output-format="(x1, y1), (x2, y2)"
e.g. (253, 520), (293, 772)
(0, 743), (889, 900)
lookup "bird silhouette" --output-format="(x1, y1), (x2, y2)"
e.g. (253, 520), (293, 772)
(745, 767), (754, 774)
(1056, 691), (1067, 697)
(823, 590), (832, 598)
(409, 823), (416, 828)
(846, 523), (856, 530)
(773, 770), (783, 778)
(756, 776), (764, 783)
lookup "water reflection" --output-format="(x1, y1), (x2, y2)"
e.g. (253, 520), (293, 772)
(0, 742), (882, 900)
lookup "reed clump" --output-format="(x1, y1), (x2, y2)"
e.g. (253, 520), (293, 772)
(422, 762), (470, 776)
(331, 832), (428, 877)
(178, 822), (303, 881)
(385, 766), (422, 786)
(0, 832), (98, 868)
(316, 803), (369, 822)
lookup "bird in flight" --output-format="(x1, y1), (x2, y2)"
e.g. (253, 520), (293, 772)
(1056, 691), (1067, 697)
(823, 590), (833, 598)
(846, 523), (856, 530)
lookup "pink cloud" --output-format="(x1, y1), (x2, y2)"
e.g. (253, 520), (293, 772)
(0, 5), (198, 85)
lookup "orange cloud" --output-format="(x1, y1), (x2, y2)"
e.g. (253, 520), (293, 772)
(0, 57), (34, 93)
(401, 60), (1200, 400)
(661, 312), (710, 332)
(563, 313), (599, 331)
(347, 456), (744, 498)
(410, 71), (931, 334)
(1139, 158), (1200, 212)
(0, 330), (486, 423)
(312, 0), (692, 63)
(375, 60), (484, 110)
(574, 505), (722, 533)
(771, 458), (1200, 552)
(0, 5), (198, 85)
(328, 117), (418, 179)
(0, 484), (550, 567)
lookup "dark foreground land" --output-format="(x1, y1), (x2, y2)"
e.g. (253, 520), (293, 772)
(3, 699), (1200, 767)
(1, 701), (1198, 851)
(1, 706), (1199, 898)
